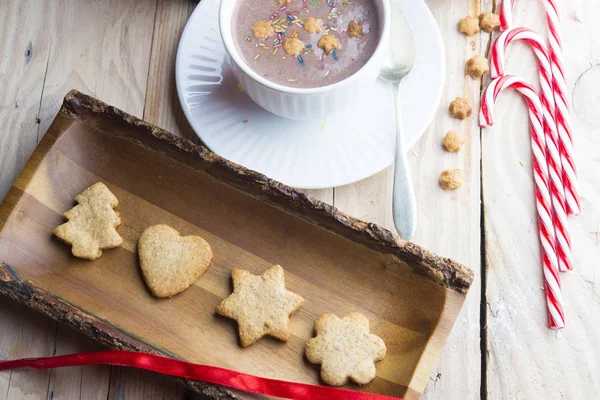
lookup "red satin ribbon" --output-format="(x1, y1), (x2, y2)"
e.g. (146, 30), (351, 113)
(0, 350), (402, 400)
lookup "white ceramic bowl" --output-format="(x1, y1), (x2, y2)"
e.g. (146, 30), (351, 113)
(219, 0), (390, 120)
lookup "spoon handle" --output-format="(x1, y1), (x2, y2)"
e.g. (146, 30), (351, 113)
(391, 82), (417, 240)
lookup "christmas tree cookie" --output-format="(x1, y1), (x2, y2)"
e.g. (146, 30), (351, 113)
(53, 182), (123, 260)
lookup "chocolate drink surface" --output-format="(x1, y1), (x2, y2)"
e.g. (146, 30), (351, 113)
(232, 0), (380, 88)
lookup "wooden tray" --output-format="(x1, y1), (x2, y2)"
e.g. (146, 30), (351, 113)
(0, 91), (473, 399)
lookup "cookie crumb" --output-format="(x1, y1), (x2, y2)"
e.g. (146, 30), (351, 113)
(459, 16), (480, 36)
(304, 16), (322, 34)
(251, 20), (274, 40)
(449, 97), (472, 119)
(284, 37), (305, 56)
(318, 35), (339, 54)
(466, 55), (489, 78)
(442, 131), (465, 152)
(479, 12), (500, 32)
(347, 20), (363, 38)
(440, 169), (464, 190)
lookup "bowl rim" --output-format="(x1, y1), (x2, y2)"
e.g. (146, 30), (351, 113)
(219, 0), (391, 94)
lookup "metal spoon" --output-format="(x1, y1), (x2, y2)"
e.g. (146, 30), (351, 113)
(379, 2), (417, 240)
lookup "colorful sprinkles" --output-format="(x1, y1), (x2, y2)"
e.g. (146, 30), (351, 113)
(239, 0), (375, 86)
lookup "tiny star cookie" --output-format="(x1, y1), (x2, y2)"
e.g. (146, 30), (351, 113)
(138, 225), (213, 298)
(442, 131), (465, 153)
(304, 16), (322, 34)
(347, 20), (363, 38)
(465, 55), (489, 78)
(284, 37), (305, 56)
(318, 35), (339, 54)
(216, 265), (304, 347)
(449, 97), (472, 119)
(305, 313), (387, 386)
(53, 182), (123, 260)
(251, 20), (274, 40)
(479, 12), (500, 33)
(440, 169), (464, 190)
(459, 16), (480, 36)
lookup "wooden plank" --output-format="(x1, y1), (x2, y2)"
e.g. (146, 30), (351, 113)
(40, 0), (161, 395)
(419, 0), (487, 397)
(0, 0), (52, 201)
(46, 326), (110, 400)
(0, 301), (56, 400)
(483, 0), (600, 397)
(143, 0), (199, 142)
(0, 1), (63, 399)
(36, 0), (158, 133)
(0, 0), (162, 399)
(107, 368), (186, 400)
(333, 0), (483, 397)
(135, 2), (222, 398)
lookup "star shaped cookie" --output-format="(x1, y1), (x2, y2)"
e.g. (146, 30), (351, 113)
(305, 313), (387, 386)
(216, 265), (304, 347)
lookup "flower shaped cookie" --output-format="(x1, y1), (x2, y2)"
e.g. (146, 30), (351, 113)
(305, 313), (386, 386)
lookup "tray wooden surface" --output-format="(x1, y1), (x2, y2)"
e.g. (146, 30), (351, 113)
(0, 91), (473, 399)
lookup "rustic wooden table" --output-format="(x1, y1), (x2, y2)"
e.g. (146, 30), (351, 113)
(1, 0), (598, 398)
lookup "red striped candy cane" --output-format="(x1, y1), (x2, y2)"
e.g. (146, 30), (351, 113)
(545, 0), (580, 215)
(481, 75), (565, 329)
(499, 0), (581, 215)
(490, 27), (573, 272)
(499, 0), (515, 31)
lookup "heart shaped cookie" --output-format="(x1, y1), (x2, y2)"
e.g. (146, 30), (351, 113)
(138, 224), (213, 298)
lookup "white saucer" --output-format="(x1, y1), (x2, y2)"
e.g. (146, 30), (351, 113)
(176, 0), (444, 189)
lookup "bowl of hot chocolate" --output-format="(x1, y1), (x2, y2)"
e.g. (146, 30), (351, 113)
(220, 0), (390, 120)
